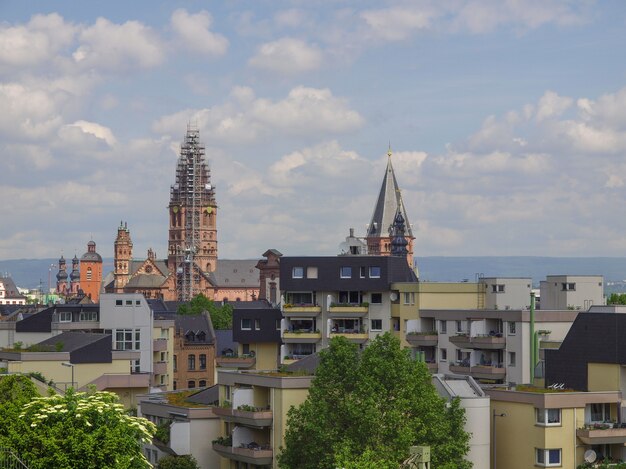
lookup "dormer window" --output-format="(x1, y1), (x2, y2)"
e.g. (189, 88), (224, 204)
(340, 267), (352, 279)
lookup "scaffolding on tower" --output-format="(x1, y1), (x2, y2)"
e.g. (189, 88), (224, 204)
(170, 125), (215, 301)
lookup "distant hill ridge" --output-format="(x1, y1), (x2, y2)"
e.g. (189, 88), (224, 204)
(2, 256), (626, 291)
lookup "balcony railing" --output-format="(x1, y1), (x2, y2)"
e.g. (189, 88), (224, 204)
(328, 305), (369, 317)
(153, 361), (167, 375)
(153, 338), (168, 352)
(216, 355), (256, 369)
(282, 331), (322, 343)
(213, 406), (273, 428)
(470, 364), (506, 380)
(449, 363), (471, 374)
(283, 305), (321, 317)
(577, 425), (626, 444)
(449, 333), (505, 350)
(405, 332), (438, 347)
(329, 332), (368, 344)
(212, 442), (273, 466)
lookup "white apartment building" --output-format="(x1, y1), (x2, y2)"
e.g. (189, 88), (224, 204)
(540, 275), (604, 310)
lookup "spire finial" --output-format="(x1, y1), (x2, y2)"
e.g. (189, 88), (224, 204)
(387, 141), (392, 158)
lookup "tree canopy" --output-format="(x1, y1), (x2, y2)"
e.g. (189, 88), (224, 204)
(608, 293), (626, 305)
(4, 388), (155, 469)
(177, 293), (233, 329)
(0, 374), (39, 448)
(156, 455), (200, 469)
(278, 333), (471, 469)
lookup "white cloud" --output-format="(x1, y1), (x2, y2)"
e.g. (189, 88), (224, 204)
(170, 9), (229, 56)
(249, 38), (323, 73)
(536, 90), (573, 122)
(153, 86), (364, 142)
(274, 9), (307, 28)
(0, 13), (77, 69)
(73, 18), (164, 70)
(361, 6), (436, 41)
(62, 120), (117, 146)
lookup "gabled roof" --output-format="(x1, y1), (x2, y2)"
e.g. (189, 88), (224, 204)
(175, 313), (216, 344)
(212, 259), (260, 287)
(367, 154), (413, 238)
(0, 276), (26, 299)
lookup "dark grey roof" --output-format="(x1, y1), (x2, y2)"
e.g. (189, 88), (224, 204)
(175, 313), (215, 344)
(213, 259), (259, 288)
(366, 155), (413, 238)
(185, 385), (219, 405)
(37, 331), (110, 352)
(125, 274), (167, 288)
(285, 353), (319, 374)
(214, 329), (237, 355)
(0, 276), (25, 299)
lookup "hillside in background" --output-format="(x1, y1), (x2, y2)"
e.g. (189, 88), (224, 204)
(3, 256), (626, 292)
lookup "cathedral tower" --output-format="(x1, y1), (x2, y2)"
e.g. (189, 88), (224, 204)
(56, 255), (68, 294)
(167, 126), (217, 301)
(69, 255), (81, 294)
(365, 148), (415, 267)
(80, 240), (103, 301)
(114, 221), (133, 292)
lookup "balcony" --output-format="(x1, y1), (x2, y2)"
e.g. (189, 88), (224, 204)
(406, 332), (438, 347)
(283, 305), (321, 317)
(153, 338), (168, 352)
(470, 364), (506, 380)
(329, 332), (368, 344)
(328, 305), (369, 318)
(449, 363), (471, 374)
(577, 425), (626, 445)
(283, 331), (322, 343)
(212, 442), (273, 466)
(425, 362), (438, 373)
(216, 356), (256, 369)
(449, 334), (505, 350)
(213, 406), (273, 428)
(153, 361), (167, 375)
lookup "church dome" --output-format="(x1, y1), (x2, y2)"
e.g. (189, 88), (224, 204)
(81, 241), (102, 262)
(56, 270), (68, 281)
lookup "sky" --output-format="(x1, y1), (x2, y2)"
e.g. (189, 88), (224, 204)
(1, 0), (626, 262)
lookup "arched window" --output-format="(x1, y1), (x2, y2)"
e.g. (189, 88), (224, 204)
(199, 354), (207, 370)
(188, 354), (195, 370)
(199, 380), (206, 387)
(188, 380), (195, 389)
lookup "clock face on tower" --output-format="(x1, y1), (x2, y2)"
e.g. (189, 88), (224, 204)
(204, 206), (212, 214)
(172, 206), (179, 213)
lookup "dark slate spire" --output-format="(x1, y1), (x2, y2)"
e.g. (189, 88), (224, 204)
(366, 148), (413, 238)
(70, 255), (80, 281)
(390, 206), (409, 257)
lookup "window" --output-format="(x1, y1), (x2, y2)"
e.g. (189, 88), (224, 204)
(536, 448), (561, 467)
(199, 380), (207, 387)
(371, 319), (382, 331)
(440, 348), (447, 362)
(86, 267), (92, 281)
(132, 359), (140, 373)
(292, 267), (304, 278)
(439, 320), (447, 334)
(492, 284), (505, 293)
(508, 322), (516, 335)
(360, 266), (366, 278)
(590, 403), (611, 422)
(276, 319), (281, 330)
(114, 329), (140, 350)
(173, 355), (177, 371)
(59, 311), (72, 323)
(115, 299), (123, 306)
(371, 293), (382, 304)
(339, 291), (361, 304)
(369, 266), (381, 278)
(255, 319), (261, 330)
(509, 352), (516, 367)
(241, 318), (252, 330)
(562, 282), (576, 291)
(340, 267), (352, 278)
(306, 267), (318, 279)
(125, 300), (132, 306)
(188, 355), (196, 370)
(536, 408), (561, 426)
(242, 344), (250, 355)
(403, 292), (415, 305)
(79, 311), (97, 321)
(200, 354), (207, 370)
(135, 300), (141, 305)
(188, 380), (196, 389)
(287, 292), (313, 304)
(456, 320), (464, 333)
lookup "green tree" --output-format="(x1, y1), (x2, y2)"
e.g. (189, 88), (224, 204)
(5, 388), (156, 469)
(156, 455), (200, 469)
(607, 293), (626, 305)
(0, 375), (39, 448)
(278, 333), (471, 469)
(177, 293), (233, 329)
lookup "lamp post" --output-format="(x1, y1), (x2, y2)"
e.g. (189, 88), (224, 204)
(61, 362), (74, 390)
(493, 409), (506, 469)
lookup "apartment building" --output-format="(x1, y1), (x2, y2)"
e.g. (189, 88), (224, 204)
(480, 277), (532, 310)
(278, 255), (417, 364)
(212, 369), (313, 469)
(408, 308), (578, 384)
(138, 387), (221, 469)
(540, 275), (604, 310)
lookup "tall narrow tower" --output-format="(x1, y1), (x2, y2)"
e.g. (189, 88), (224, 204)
(80, 241), (103, 301)
(114, 221), (133, 292)
(365, 148), (415, 267)
(167, 126), (217, 301)
(69, 255), (81, 294)
(56, 256), (68, 294)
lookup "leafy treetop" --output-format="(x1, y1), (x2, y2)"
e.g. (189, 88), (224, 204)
(278, 333), (471, 469)
(177, 294), (233, 330)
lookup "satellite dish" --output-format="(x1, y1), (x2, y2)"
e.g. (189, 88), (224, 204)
(584, 450), (597, 463)
(390, 292), (398, 301)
